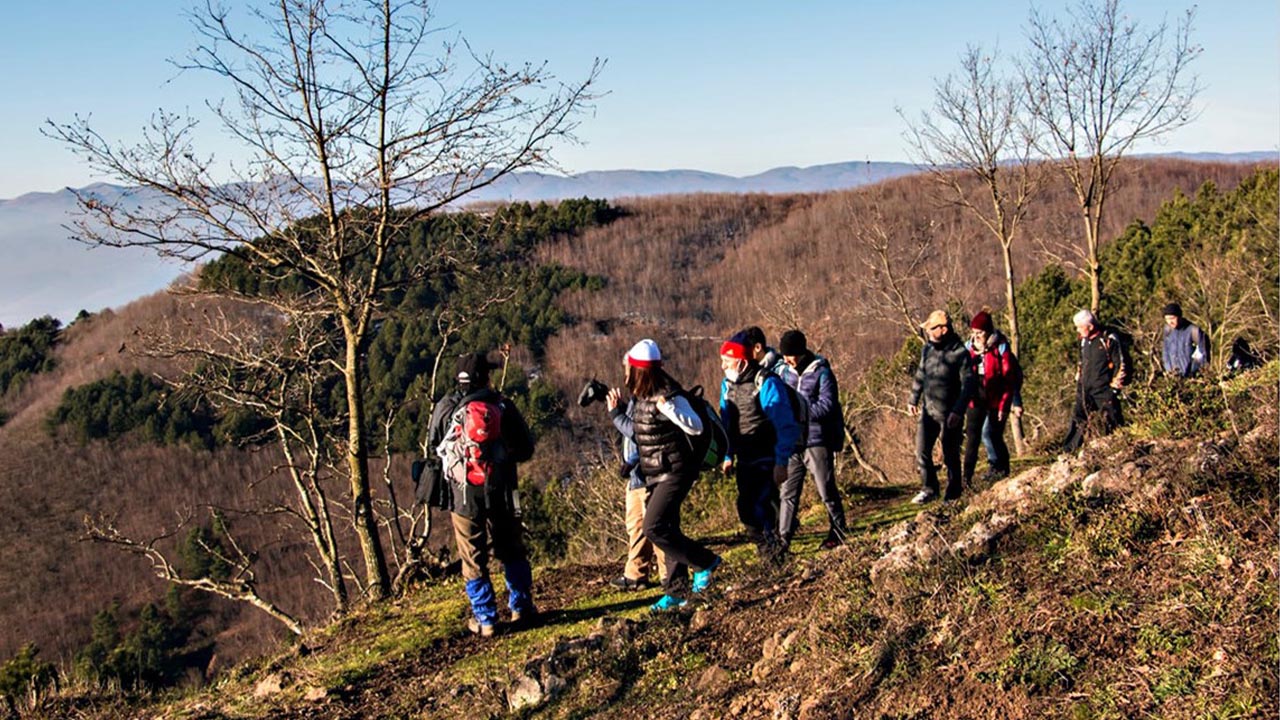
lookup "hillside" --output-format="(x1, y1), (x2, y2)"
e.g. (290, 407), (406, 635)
(0, 156), (1271, 697)
(26, 360), (1276, 719)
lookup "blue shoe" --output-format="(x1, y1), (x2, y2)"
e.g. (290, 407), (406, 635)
(691, 556), (722, 594)
(649, 594), (687, 612)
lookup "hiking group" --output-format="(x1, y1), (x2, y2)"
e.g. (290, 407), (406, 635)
(418, 301), (1222, 636)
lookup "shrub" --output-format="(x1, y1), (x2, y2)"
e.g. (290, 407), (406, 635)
(0, 644), (56, 703)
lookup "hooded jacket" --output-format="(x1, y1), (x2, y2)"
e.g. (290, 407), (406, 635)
(790, 353), (844, 450)
(964, 331), (1023, 415)
(719, 363), (800, 467)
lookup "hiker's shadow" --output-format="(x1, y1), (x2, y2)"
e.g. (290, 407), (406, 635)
(536, 596), (655, 627)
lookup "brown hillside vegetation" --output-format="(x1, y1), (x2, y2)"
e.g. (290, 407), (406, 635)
(0, 158), (1265, 675)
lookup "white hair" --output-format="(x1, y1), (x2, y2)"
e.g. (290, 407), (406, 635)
(1072, 309), (1097, 327)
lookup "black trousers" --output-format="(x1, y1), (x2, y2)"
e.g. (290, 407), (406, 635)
(917, 413), (963, 497)
(643, 473), (718, 597)
(734, 459), (780, 553)
(1063, 386), (1123, 452)
(964, 407), (1008, 481)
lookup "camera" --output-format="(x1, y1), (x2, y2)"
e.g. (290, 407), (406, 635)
(577, 378), (610, 407)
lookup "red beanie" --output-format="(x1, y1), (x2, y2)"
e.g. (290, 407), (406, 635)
(970, 311), (994, 333)
(719, 330), (750, 360)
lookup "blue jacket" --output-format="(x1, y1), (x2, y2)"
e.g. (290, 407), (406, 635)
(789, 354), (844, 450)
(1163, 320), (1208, 377)
(719, 368), (800, 467)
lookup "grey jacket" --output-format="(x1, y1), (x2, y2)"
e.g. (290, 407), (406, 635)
(909, 332), (977, 420)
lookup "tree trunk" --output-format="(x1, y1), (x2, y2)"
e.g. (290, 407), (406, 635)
(1085, 208), (1102, 314)
(1000, 241), (1028, 457)
(343, 322), (391, 600)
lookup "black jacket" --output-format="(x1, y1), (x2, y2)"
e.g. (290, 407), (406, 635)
(1078, 327), (1130, 392)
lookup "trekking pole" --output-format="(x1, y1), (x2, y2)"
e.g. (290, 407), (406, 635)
(499, 342), (512, 389)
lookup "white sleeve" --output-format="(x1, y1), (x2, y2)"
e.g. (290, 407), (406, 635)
(659, 395), (704, 435)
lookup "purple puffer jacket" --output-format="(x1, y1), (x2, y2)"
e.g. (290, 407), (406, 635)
(786, 354), (845, 451)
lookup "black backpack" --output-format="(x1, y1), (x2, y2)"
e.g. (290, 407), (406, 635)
(411, 456), (452, 511)
(676, 385), (729, 471)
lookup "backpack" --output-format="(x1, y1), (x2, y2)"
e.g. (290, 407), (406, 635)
(753, 372), (810, 450)
(676, 385), (729, 471)
(437, 397), (507, 488)
(411, 456), (452, 511)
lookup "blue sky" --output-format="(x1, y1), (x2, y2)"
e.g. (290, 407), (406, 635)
(1, 0), (1276, 199)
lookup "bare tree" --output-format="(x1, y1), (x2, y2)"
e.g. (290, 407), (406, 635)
(85, 511), (304, 636)
(903, 44), (1043, 454)
(139, 301), (352, 614)
(48, 0), (599, 600)
(1022, 0), (1200, 313)
(846, 203), (936, 339)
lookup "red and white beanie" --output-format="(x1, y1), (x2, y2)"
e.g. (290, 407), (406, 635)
(625, 339), (662, 368)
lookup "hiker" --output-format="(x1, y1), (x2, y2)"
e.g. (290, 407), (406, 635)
(963, 310), (1022, 486)
(776, 329), (848, 550)
(743, 325), (798, 387)
(617, 339), (721, 612)
(601, 380), (667, 592)
(719, 330), (800, 564)
(1161, 302), (1209, 378)
(1063, 310), (1131, 453)
(431, 352), (537, 637)
(1227, 337), (1262, 374)
(907, 310), (976, 504)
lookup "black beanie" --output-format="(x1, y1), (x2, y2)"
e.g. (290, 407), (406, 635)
(778, 329), (808, 356)
(1162, 302), (1183, 317)
(456, 352), (497, 386)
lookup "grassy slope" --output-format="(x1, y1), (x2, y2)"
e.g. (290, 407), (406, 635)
(34, 364), (1276, 719)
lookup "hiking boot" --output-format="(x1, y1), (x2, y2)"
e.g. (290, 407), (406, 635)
(911, 490), (937, 505)
(649, 594), (688, 613)
(820, 535), (842, 550)
(510, 607), (539, 628)
(691, 556), (722, 594)
(467, 618), (495, 638)
(981, 468), (1009, 483)
(609, 575), (647, 591)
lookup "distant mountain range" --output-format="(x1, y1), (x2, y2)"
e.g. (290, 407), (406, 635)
(0, 152), (1274, 329)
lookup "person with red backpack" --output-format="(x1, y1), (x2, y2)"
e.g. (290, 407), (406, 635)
(430, 352), (536, 637)
(962, 310), (1022, 488)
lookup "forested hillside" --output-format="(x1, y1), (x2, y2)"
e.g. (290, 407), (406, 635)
(0, 158), (1272, 713)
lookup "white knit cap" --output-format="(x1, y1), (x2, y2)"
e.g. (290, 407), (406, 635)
(625, 339), (662, 368)
(1072, 309), (1097, 327)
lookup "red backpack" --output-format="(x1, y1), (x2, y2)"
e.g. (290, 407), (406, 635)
(450, 398), (505, 486)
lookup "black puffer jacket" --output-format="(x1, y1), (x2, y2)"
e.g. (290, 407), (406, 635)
(632, 393), (695, 480)
(908, 331), (976, 420)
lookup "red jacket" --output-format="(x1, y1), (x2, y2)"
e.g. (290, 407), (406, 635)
(965, 332), (1022, 415)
